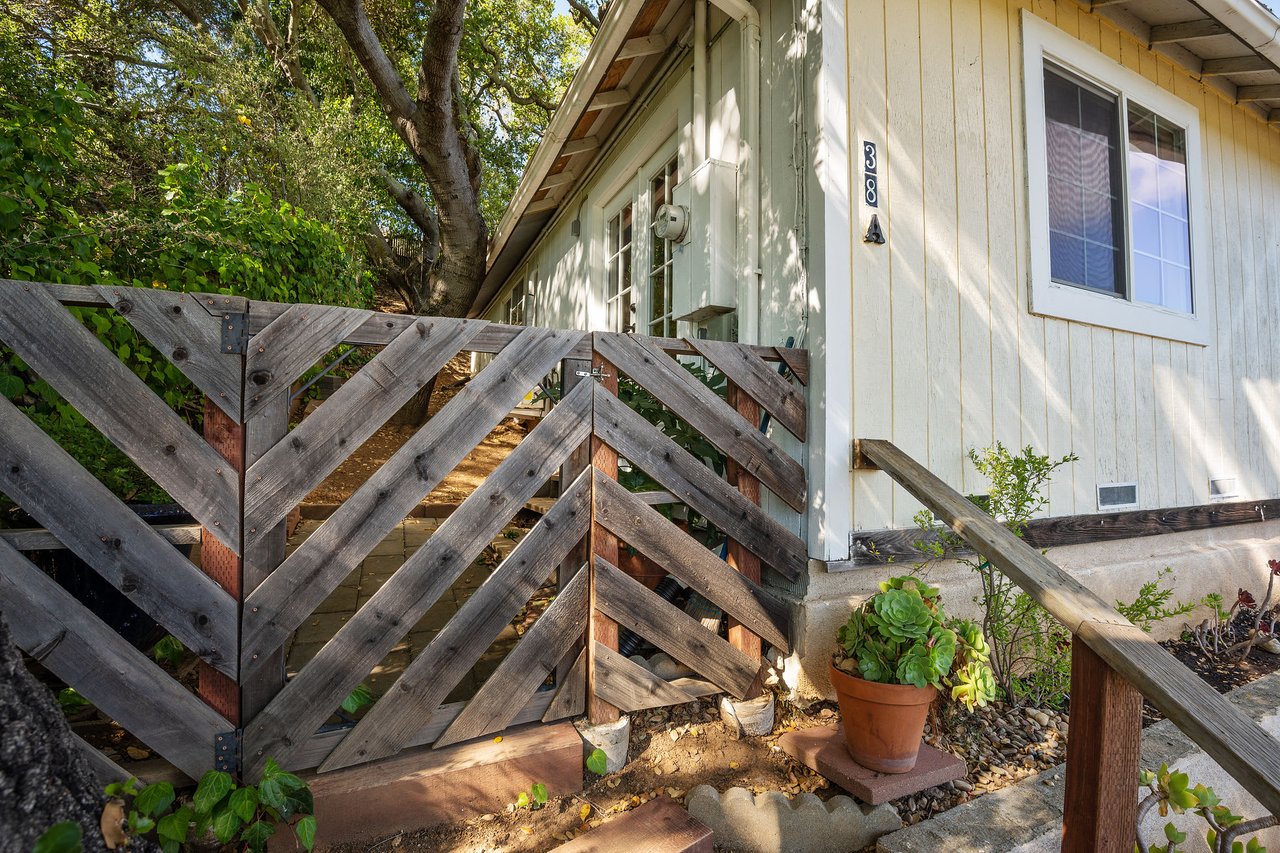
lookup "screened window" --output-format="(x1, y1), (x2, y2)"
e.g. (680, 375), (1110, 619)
(605, 203), (634, 333)
(647, 156), (679, 337)
(1023, 12), (1206, 345)
(505, 272), (536, 326)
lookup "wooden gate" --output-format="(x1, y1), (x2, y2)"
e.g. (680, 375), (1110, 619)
(0, 281), (808, 780)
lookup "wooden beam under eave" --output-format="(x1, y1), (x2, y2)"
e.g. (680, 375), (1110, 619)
(1090, 0), (1131, 8)
(587, 88), (632, 111)
(617, 34), (669, 61)
(561, 136), (600, 156)
(1201, 55), (1274, 76)
(541, 171), (577, 190)
(1149, 19), (1228, 44)
(526, 197), (559, 214)
(1238, 84), (1280, 101)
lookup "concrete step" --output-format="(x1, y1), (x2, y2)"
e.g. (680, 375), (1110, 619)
(550, 797), (713, 853)
(307, 722), (581, 845)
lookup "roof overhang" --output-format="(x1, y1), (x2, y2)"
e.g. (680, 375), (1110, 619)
(473, 0), (690, 316)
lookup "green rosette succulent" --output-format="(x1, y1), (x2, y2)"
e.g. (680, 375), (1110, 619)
(835, 576), (997, 710)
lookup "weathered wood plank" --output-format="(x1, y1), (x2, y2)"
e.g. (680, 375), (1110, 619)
(543, 648), (589, 723)
(847, 497), (1280, 566)
(595, 333), (806, 512)
(246, 301), (805, 368)
(74, 734), (132, 788)
(243, 317), (483, 542)
(240, 327), (584, 673)
(688, 339), (806, 439)
(592, 386), (806, 581)
(25, 281), (245, 314)
(1062, 638), (1142, 853)
(243, 379), (592, 775)
(1, 524), (201, 551)
(588, 344), (623, 726)
(96, 287), (243, 421)
(593, 642), (698, 711)
(320, 471), (592, 770)
(592, 473), (790, 653)
(284, 690), (556, 772)
(242, 392), (290, 721)
(0, 537), (231, 778)
(198, 401), (245, 722)
(0, 396), (237, 674)
(0, 281), (240, 549)
(435, 567), (590, 747)
(555, 356), (592, 691)
(726, 382), (764, 675)
(859, 438), (1280, 817)
(594, 556), (759, 698)
(243, 303), (372, 419)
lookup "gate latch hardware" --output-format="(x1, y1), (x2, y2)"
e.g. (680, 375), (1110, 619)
(575, 367), (612, 382)
(220, 312), (250, 354)
(214, 729), (243, 774)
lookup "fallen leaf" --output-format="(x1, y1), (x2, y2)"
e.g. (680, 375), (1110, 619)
(521, 826), (532, 834)
(125, 747), (150, 760)
(493, 736), (503, 743)
(579, 804), (591, 822)
(101, 799), (127, 849)
(729, 761), (739, 770)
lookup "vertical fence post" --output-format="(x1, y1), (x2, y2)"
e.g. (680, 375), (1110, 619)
(199, 398), (244, 726)
(725, 381), (764, 694)
(557, 355), (592, 689)
(587, 341), (621, 725)
(240, 392), (289, 723)
(1062, 638), (1143, 852)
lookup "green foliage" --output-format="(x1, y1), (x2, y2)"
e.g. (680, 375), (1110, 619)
(1138, 765), (1275, 853)
(340, 683), (374, 715)
(151, 635), (186, 668)
(106, 759), (315, 852)
(1116, 567), (1195, 633)
(913, 444), (1077, 708)
(33, 821), (83, 853)
(516, 781), (549, 810)
(835, 575), (996, 710)
(56, 687), (92, 715)
(585, 748), (609, 777)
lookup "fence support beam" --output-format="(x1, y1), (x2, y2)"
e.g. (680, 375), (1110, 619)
(725, 382), (764, 694)
(1064, 633), (1144, 851)
(199, 398), (245, 725)
(587, 346), (622, 725)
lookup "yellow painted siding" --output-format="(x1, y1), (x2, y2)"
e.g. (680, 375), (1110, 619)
(846, 0), (1280, 529)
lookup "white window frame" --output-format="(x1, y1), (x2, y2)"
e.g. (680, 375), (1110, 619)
(603, 191), (636, 333)
(640, 144), (680, 338)
(1022, 11), (1211, 345)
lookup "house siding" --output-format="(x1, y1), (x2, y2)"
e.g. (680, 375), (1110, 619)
(844, 0), (1280, 534)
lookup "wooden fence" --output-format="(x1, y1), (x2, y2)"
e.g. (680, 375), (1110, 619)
(0, 281), (808, 781)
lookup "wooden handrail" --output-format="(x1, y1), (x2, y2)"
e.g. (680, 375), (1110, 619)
(855, 439), (1280, 820)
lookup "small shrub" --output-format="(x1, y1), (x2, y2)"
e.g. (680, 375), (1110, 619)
(1116, 567), (1196, 634)
(33, 822), (82, 853)
(516, 781), (548, 810)
(1137, 764), (1276, 853)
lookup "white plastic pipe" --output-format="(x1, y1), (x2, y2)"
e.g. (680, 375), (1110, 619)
(708, 0), (762, 343)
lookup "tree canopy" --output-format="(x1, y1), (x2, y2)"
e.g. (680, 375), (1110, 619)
(0, 0), (592, 313)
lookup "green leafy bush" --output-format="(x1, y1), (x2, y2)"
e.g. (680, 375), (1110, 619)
(834, 575), (996, 710)
(1137, 764), (1276, 853)
(105, 759), (315, 853)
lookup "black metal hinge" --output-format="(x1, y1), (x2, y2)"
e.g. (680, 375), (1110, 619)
(220, 311), (249, 354)
(214, 729), (243, 774)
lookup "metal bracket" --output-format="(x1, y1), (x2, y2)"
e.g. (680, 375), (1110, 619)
(214, 729), (243, 774)
(575, 367), (612, 382)
(220, 312), (249, 354)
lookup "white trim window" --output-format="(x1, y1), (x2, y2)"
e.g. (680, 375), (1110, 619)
(605, 202), (635, 332)
(1022, 12), (1210, 344)
(647, 155), (679, 337)
(505, 269), (537, 326)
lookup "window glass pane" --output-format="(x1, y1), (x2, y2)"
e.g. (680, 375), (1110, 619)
(1127, 102), (1191, 311)
(1043, 67), (1125, 296)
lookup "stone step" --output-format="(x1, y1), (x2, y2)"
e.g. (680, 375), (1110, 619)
(779, 723), (966, 805)
(550, 797), (713, 853)
(306, 722), (581, 845)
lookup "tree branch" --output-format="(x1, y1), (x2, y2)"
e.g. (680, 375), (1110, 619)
(376, 168), (439, 260)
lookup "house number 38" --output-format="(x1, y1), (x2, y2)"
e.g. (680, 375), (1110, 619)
(862, 141), (879, 208)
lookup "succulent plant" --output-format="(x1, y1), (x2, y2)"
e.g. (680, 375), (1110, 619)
(835, 575), (997, 710)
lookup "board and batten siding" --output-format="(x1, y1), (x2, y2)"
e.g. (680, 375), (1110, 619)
(845, 0), (1280, 533)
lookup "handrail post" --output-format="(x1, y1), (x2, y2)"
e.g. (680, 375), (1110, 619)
(1062, 637), (1144, 852)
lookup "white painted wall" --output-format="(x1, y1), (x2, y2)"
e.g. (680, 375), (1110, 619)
(840, 0), (1280, 545)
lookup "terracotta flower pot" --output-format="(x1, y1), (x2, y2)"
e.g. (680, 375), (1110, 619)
(829, 662), (936, 774)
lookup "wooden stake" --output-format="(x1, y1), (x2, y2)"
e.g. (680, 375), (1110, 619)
(587, 345), (621, 725)
(1062, 638), (1143, 852)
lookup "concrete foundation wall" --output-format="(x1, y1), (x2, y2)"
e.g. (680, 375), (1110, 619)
(781, 520), (1280, 702)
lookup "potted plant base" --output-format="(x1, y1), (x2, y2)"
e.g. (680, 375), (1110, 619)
(828, 661), (936, 773)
